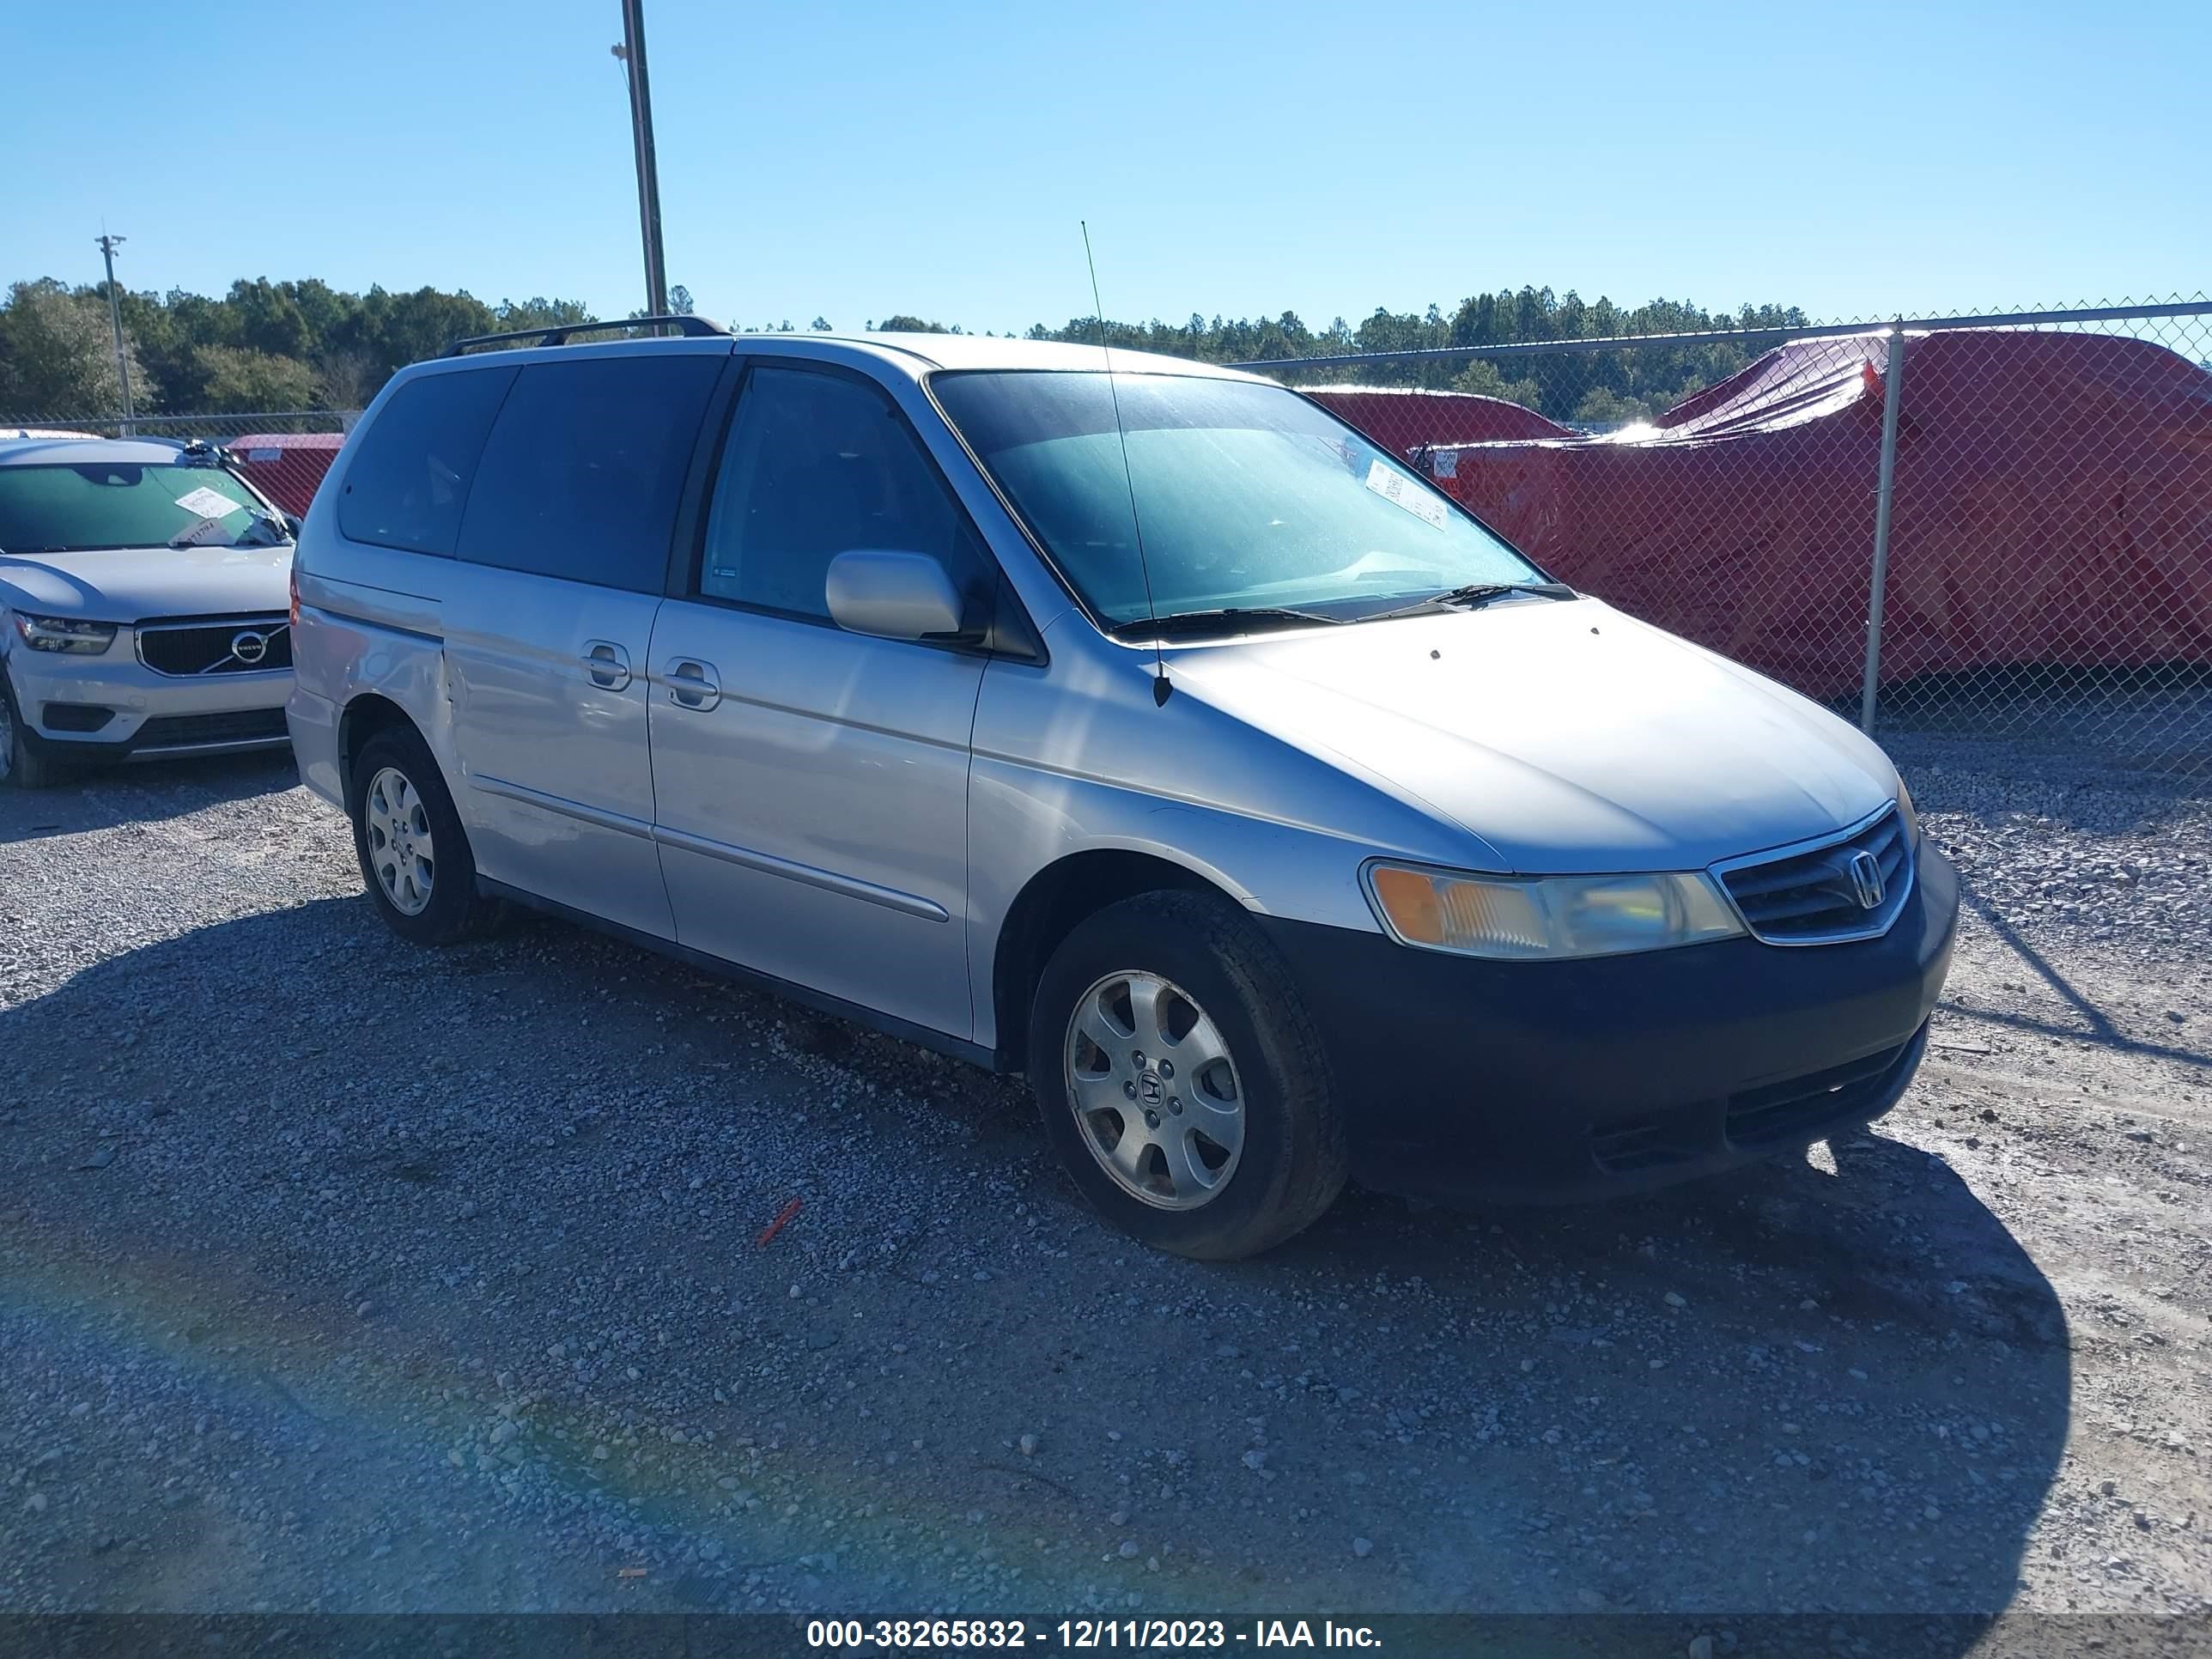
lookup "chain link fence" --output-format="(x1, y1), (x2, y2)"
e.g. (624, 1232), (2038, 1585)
(1251, 298), (2212, 799)
(0, 410), (359, 440)
(10, 300), (2209, 799)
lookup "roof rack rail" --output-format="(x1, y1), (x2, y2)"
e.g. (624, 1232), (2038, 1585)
(444, 314), (731, 356)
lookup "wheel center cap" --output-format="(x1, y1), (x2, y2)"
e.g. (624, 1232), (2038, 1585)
(1136, 1073), (1164, 1108)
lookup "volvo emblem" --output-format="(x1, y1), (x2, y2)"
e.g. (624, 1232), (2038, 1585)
(230, 629), (269, 666)
(1845, 848), (1886, 910)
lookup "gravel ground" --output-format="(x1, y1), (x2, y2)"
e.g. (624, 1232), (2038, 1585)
(0, 749), (2205, 1636)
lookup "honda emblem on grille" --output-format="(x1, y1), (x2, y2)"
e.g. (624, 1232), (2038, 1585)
(229, 629), (269, 666)
(1845, 848), (1886, 909)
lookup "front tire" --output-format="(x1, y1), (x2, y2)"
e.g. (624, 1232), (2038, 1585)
(1027, 890), (1347, 1260)
(348, 726), (498, 945)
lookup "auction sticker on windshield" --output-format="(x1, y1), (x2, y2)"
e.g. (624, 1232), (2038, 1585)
(1364, 459), (1449, 529)
(174, 486), (243, 520)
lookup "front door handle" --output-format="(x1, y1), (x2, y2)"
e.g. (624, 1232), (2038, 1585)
(582, 639), (632, 691)
(665, 658), (721, 711)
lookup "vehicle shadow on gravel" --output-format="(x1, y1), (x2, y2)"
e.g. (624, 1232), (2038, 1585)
(0, 751), (299, 845)
(1, 897), (2070, 1630)
(1273, 1132), (2071, 1627)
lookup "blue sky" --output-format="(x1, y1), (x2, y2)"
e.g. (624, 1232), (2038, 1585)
(3, 0), (2204, 332)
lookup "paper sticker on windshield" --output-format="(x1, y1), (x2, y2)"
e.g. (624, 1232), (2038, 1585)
(1364, 459), (1449, 530)
(174, 486), (242, 520)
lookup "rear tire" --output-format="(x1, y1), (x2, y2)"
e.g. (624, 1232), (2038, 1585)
(348, 726), (499, 945)
(0, 671), (64, 790)
(1027, 890), (1347, 1260)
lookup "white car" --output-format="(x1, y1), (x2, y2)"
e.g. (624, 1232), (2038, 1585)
(0, 436), (296, 787)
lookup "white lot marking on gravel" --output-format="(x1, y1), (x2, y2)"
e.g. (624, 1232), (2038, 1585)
(0, 753), (2206, 1618)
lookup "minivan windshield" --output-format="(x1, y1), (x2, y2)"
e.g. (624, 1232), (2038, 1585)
(0, 461), (284, 554)
(932, 371), (1549, 631)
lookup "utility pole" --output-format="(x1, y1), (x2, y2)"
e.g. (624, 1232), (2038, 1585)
(611, 0), (668, 319)
(95, 231), (136, 432)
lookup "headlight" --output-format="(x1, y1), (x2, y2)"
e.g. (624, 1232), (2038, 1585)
(1364, 862), (1744, 960)
(10, 612), (118, 654)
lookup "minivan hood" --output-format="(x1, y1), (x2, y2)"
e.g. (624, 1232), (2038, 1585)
(0, 541), (292, 623)
(1173, 598), (1897, 874)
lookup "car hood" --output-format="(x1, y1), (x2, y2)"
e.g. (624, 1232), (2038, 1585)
(0, 541), (292, 623)
(1171, 597), (1898, 874)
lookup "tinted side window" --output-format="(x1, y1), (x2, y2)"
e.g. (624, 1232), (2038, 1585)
(337, 366), (514, 556)
(454, 354), (724, 592)
(700, 365), (988, 621)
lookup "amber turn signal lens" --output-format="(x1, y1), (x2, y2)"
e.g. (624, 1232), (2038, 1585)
(1369, 865), (1446, 945)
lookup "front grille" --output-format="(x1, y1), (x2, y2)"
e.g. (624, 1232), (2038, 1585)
(132, 708), (289, 750)
(1716, 807), (1914, 945)
(1589, 1109), (1710, 1176)
(1724, 1036), (1917, 1147)
(136, 615), (292, 678)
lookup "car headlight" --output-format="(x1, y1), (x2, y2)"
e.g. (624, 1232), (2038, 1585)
(1364, 862), (1745, 960)
(9, 612), (118, 654)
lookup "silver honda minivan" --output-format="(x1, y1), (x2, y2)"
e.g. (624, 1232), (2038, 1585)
(287, 322), (1957, 1259)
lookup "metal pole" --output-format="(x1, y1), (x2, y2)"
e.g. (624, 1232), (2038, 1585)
(617, 0), (668, 319)
(95, 232), (135, 432)
(1860, 320), (1910, 732)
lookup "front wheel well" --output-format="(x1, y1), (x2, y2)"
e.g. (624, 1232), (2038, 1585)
(991, 850), (1234, 1071)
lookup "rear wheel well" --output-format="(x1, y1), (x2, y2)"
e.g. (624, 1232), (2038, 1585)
(337, 694), (418, 804)
(992, 851), (1230, 1070)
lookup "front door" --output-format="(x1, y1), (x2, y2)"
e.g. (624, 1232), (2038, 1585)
(647, 361), (994, 1038)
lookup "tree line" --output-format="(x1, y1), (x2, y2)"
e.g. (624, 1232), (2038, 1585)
(1020, 291), (1814, 423)
(0, 278), (599, 418)
(1, 276), (1808, 425)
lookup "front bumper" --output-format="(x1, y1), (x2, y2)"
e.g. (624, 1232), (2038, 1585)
(1258, 838), (1960, 1202)
(3, 640), (291, 761)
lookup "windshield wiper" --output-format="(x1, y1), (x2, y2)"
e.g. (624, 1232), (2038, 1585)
(1109, 605), (1342, 641)
(1359, 580), (1577, 623)
(235, 512), (293, 546)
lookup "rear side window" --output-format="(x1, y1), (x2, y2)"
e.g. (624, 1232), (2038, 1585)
(699, 364), (988, 621)
(454, 354), (724, 592)
(338, 367), (515, 556)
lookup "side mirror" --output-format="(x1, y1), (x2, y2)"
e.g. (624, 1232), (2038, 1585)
(824, 550), (968, 642)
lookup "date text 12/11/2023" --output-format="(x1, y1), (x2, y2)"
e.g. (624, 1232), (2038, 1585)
(805, 1618), (1385, 1649)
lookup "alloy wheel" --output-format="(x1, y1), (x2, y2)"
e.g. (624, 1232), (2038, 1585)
(364, 765), (435, 916)
(1064, 969), (1246, 1210)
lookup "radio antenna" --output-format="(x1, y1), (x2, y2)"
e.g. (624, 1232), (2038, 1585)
(1082, 221), (1170, 707)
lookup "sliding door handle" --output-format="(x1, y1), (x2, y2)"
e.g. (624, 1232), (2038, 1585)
(582, 640), (632, 690)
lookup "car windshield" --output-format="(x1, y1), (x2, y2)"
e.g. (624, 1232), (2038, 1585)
(0, 460), (283, 554)
(931, 370), (1546, 630)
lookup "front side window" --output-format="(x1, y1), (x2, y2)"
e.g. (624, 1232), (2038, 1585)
(0, 460), (281, 554)
(455, 353), (724, 592)
(699, 365), (988, 622)
(931, 371), (1545, 629)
